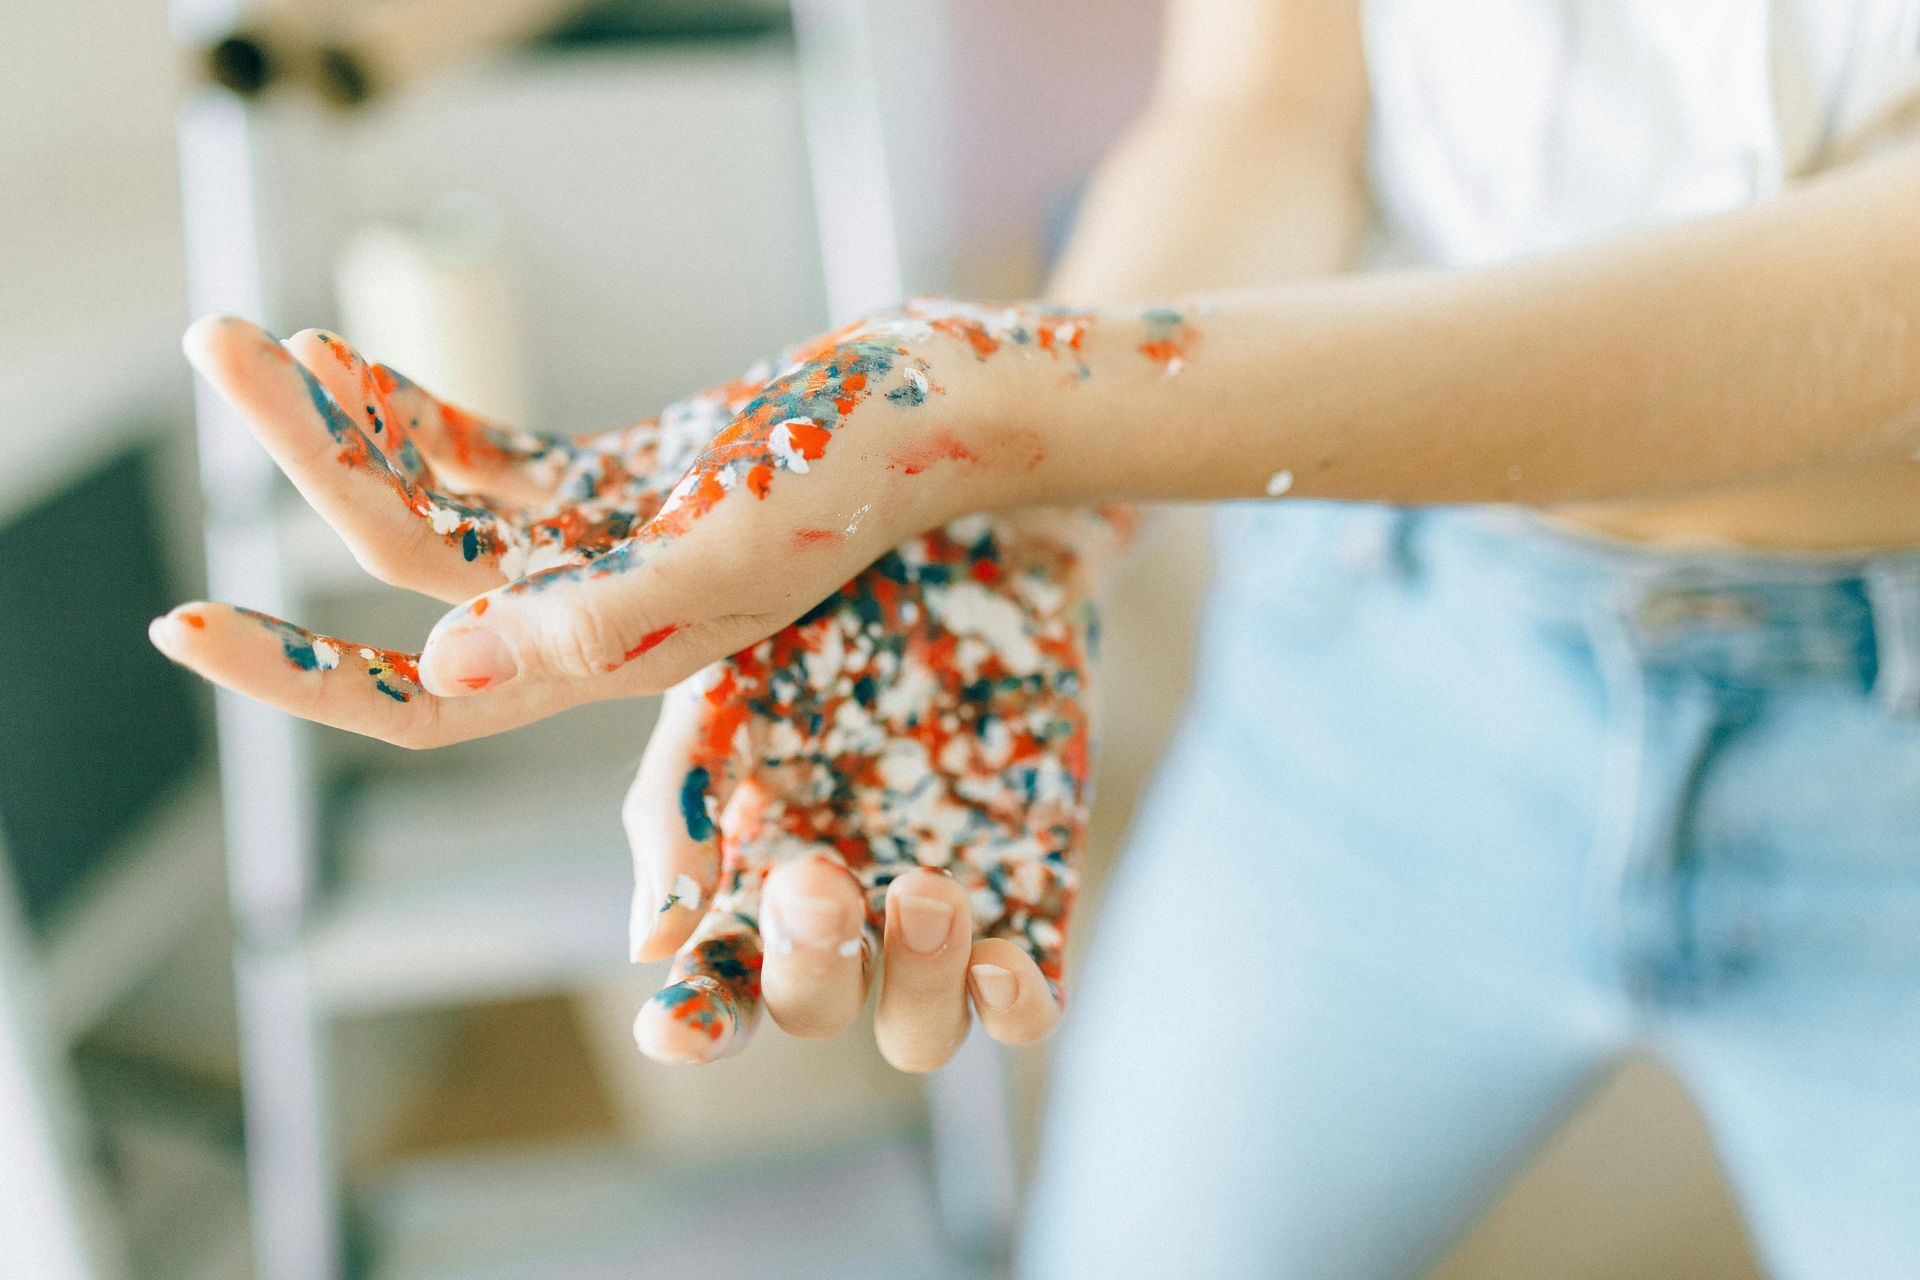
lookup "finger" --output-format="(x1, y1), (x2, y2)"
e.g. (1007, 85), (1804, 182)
(634, 894), (763, 1066)
(366, 358), (581, 509)
(184, 315), (525, 601)
(294, 331), (668, 563)
(965, 936), (1062, 1046)
(412, 335), (917, 697)
(623, 672), (751, 963)
(875, 869), (973, 1073)
(146, 602), (573, 748)
(283, 329), (441, 489)
(760, 854), (874, 1040)
(414, 522), (788, 697)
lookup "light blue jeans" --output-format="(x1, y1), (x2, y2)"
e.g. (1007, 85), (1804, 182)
(1022, 503), (1920, 1280)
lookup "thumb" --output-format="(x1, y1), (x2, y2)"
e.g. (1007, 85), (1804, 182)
(415, 443), (903, 696)
(412, 537), (721, 694)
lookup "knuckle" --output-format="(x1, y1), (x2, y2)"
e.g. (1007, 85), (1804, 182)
(541, 604), (626, 680)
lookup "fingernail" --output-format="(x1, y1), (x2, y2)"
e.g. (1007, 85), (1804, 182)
(427, 628), (516, 694)
(969, 964), (1016, 1012)
(147, 616), (181, 657)
(780, 896), (851, 952)
(898, 898), (954, 954)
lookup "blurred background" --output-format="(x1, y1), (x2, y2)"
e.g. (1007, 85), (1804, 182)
(1, 1), (1768, 1277)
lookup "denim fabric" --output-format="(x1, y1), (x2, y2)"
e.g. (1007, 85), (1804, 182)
(1022, 503), (1920, 1280)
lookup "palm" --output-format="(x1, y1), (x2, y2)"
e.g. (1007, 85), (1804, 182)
(691, 515), (1096, 999)
(158, 318), (1118, 1066)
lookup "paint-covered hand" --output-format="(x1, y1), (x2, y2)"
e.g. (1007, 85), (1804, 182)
(155, 302), (1107, 725)
(623, 506), (1125, 1068)
(150, 309), (1129, 1067)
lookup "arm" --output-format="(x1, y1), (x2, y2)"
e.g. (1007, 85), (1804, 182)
(988, 141), (1920, 509)
(1048, 0), (1370, 300)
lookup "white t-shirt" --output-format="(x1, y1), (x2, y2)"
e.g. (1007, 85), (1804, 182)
(1364, 0), (1920, 267)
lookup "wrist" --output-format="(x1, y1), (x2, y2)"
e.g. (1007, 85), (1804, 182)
(888, 299), (1092, 517)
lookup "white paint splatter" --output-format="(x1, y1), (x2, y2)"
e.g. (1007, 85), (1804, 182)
(310, 639), (341, 670)
(844, 503), (871, 536)
(836, 938), (863, 959)
(768, 418), (816, 472)
(667, 873), (703, 912)
(1265, 469), (1294, 497)
(927, 583), (1043, 673)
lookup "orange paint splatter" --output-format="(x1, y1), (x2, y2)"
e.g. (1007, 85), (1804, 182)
(780, 418), (833, 461)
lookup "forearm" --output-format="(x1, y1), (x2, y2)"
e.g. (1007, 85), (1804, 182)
(968, 143), (1920, 511)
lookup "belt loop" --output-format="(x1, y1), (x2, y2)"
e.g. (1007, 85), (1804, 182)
(1865, 561), (1920, 718)
(1386, 505), (1416, 581)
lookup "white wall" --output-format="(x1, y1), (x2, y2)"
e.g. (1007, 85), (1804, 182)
(0, 0), (193, 523)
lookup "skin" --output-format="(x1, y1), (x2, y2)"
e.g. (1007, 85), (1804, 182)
(154, 306), (1130, 1068)
(156, 0), (1920, 1065)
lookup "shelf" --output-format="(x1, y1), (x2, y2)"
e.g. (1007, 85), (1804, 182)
(358, 1136), (989, 1280)
(305, 752), (649, 1016)
(38, 771), (226, 1043)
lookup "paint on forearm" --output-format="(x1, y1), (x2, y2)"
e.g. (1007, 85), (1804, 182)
(1137, 308), (1199, 377)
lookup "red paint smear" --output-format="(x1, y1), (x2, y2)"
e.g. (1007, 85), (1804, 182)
(969, 558), (1000, 584)
(622, 623), (681, 664)
(888, 429), (980, 476)
(470, 597), (489, 616)
(791, 528), (841, 548)
(180, 612), (207, 629)
(746, 463), (774, 499)
(458, 675), (493, 691)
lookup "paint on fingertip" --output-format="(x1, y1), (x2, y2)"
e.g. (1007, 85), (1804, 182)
(1265, 469), (1294, 497)
(679, 766), (715, 842)
(662, 872), (703, 914)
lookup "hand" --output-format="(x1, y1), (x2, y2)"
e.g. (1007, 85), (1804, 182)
(152, 309), (1128, 1067)
(155, 301), (1102, 736)
(622, 507), (1125, 1069)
